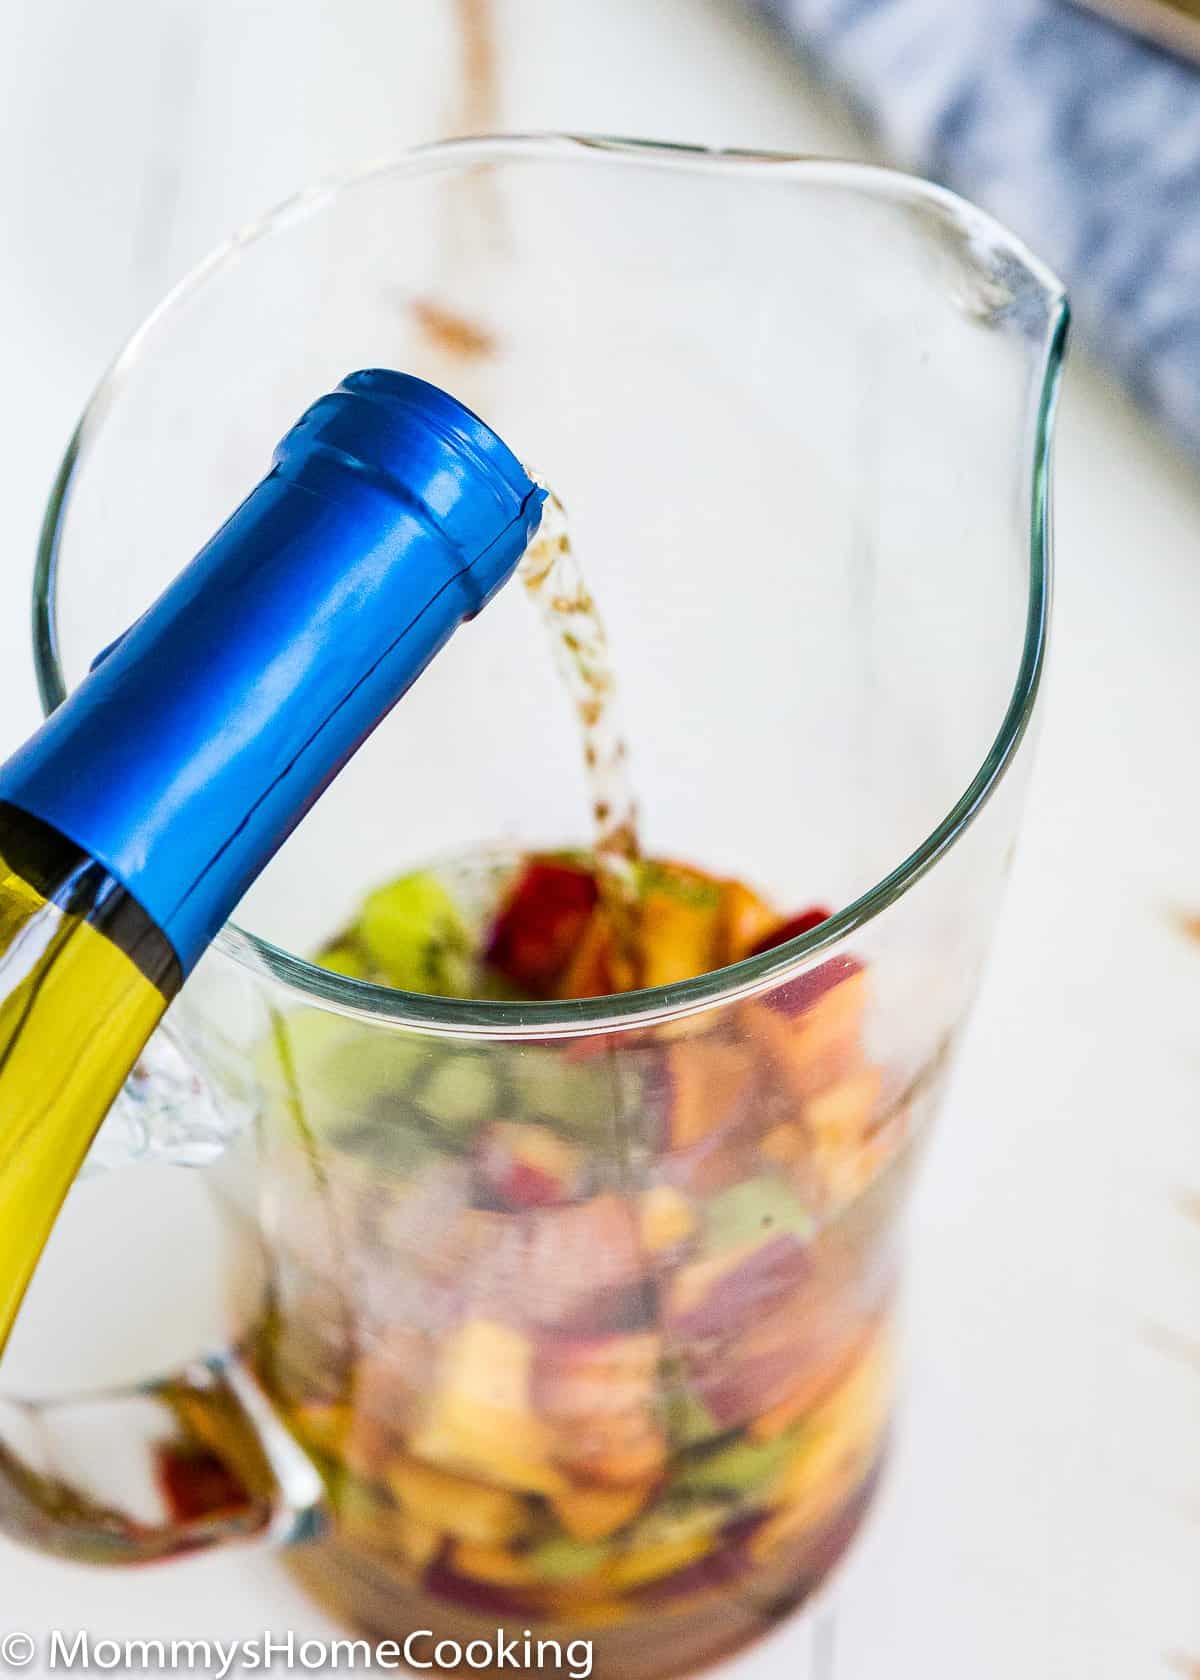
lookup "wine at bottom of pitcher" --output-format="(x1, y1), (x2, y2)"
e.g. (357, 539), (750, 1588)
(201, 845), (917, 1679)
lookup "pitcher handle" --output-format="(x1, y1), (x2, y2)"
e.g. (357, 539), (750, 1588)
(0, 1026), (329, 1564)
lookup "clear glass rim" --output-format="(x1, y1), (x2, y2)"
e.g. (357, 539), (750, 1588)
(32, 133), (1068, 1038)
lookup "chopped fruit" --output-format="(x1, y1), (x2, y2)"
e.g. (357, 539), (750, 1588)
(487, 860), (598, 994)
(748, 906), (832, 957)
(452, 1541), (544, 1587)
(549, 1480), (656, 1542)
(637, 862), (724, 987)
(536, 1332), (668, 1486)
(415, 1052), (499, 1134)
(665, 1038), (756, 1149)
(746, 962), (868, 1101)
(557, 906), (618, 999)
(270, 844), (901, 1639)
(359, 871), (473, 995)
(475, 1121), (584, 1209)
(530, 1535), (614, 1581)
(387, 1455), (533, 1545)
(665, 1234), (810, 1339)
(718, 879), (780, 964)
(638, 1185), (696, 1254)
(409, 1320), (565, 1496)
(671, 1427), (801, 1500)
(703, 1177), (813, 1254)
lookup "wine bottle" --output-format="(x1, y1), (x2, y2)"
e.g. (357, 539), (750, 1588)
(0, 369), (545, 1350)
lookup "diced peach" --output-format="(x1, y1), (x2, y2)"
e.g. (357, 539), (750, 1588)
(666, 1037), (757, 1149)
(409, 1319), (565, 1496)
(746, 964), (868, 1102)
(638, 865), (724, 988)
(452, 1541), (544, 1587)
(638, 1185), (696, 1254)
(718, 880), (780, 963)
(549, 1480), (656, 1542)
(387, 1454), (533, 1546)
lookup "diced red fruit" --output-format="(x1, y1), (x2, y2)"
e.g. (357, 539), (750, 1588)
(475, 1122), (583, 1209)
(154, 1444), (250, 1525)
(665, 1037), (757, 1149)
(486, 861), (598, 994)
(749, 906), (833, 957)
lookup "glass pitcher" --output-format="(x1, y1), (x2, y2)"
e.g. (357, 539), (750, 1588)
(0, 137), (1065, 1679)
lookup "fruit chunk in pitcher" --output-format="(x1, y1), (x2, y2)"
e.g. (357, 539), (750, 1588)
(252, 848), (909, 1672)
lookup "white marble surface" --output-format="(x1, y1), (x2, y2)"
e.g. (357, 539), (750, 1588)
(1, 3), (1199, 1676)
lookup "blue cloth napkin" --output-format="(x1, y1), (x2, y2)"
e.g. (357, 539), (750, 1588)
(751, 0), (1200, 458)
